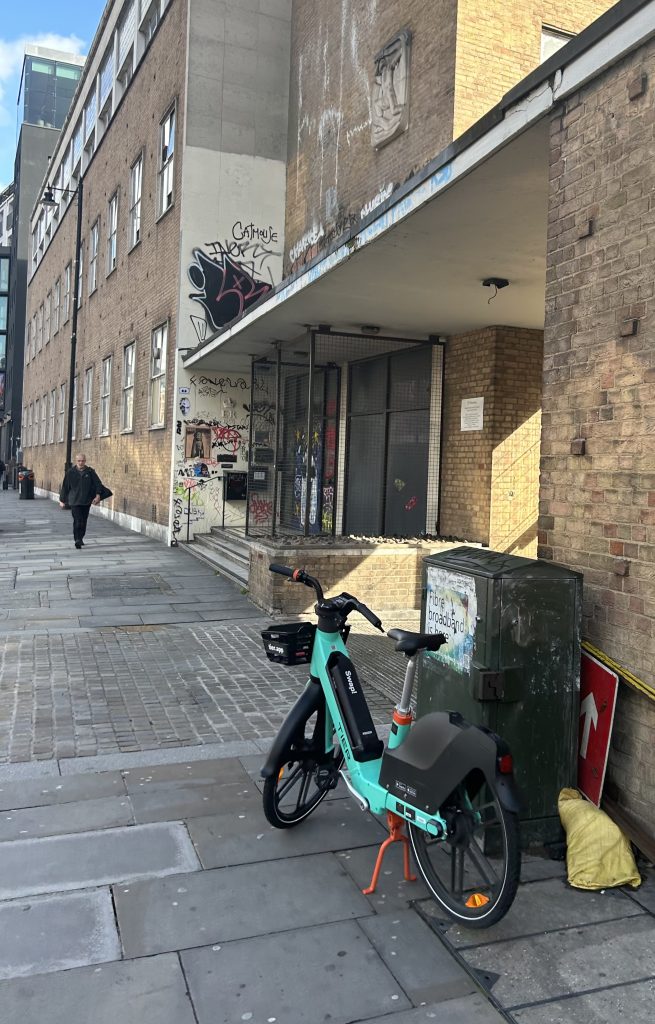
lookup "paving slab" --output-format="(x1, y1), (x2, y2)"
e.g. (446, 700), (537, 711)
(181, 920), (412, 1024)
(360, 909), (476, 1005)
(419, 877), (645, 948)
(336, 842), (433, 912)
(114, 851), (373, 957)
(512, 977), (655, 1023)
(188, 796), (385, 868)
(0, 794), (135, 840)
(0, 770), (123, 811)
(0, 888), (120, 980)
(461, 914), (655, 1009)
(0, 952), (197, 1024)
(0, 821), (200, 899)
(129, 780), (259, 824)
(57, 740), (262, 774)
(121, 756), (251, 790)
(625, 871), (655, 914)
(363, 995), (507, 1023)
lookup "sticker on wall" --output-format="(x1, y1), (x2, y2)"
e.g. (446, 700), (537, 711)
(179, 397), (191, 415)
(178, 386), (190, 395)
(424, 566), (477, 674)
(185, 423), (212, 460)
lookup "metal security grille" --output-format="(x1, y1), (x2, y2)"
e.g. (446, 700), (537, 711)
(247, 331), (444, 539)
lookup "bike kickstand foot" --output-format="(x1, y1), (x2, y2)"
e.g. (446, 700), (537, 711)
(362, 811), (417, 895)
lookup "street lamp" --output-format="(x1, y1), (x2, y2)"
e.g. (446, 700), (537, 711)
(41, 179), (83, 474)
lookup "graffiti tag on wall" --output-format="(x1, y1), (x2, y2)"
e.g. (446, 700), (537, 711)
(188, 222), (281, 340)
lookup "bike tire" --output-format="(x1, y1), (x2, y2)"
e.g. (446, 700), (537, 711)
(262, 706), (343, 829)
(409, 779), (521, 928)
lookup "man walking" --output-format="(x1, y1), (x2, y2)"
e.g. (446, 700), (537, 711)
(59, 454), (106, 549)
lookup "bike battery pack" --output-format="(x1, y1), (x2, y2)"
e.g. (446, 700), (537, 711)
(327, 652), (384, 762)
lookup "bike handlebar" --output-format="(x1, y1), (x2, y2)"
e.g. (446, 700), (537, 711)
(268, 564), (383, 630)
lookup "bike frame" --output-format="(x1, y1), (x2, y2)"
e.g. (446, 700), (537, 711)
(310, 625), (448, 839)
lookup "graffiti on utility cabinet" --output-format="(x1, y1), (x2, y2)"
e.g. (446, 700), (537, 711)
(188, 221), (281, 341)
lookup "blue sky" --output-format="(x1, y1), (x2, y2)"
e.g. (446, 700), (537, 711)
(0, 0), (106, 188)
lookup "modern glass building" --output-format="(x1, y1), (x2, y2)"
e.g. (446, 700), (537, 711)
(17, 50), (83, 129)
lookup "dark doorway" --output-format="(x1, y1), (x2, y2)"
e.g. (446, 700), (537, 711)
(345, 345), (432, 537)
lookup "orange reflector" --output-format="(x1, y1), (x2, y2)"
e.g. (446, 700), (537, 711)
(465, 893), (490, 908)
(278, 767), (284, 780)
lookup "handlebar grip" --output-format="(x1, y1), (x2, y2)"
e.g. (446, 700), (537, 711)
(269, 563), (295, 577)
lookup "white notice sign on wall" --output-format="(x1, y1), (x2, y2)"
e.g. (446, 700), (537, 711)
(461, 397), (484, 431)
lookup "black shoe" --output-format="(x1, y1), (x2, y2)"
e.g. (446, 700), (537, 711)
(75, 541), (82, 549)
(80, 541), (84, 546)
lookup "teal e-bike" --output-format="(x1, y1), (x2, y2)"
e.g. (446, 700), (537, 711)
(261, 564), (522, 927)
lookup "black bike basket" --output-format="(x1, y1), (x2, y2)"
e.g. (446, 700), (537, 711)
(261, 622), (317, 665)
(261, 623), (351, 666)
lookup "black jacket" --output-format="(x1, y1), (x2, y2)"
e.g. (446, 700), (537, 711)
(60, 465), (103, 507)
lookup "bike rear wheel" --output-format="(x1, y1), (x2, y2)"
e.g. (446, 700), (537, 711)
(409, 777), (520, 928)
(262, 706), (343, 829)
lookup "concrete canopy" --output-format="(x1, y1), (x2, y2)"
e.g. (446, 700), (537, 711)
(184, 119), (549, 373)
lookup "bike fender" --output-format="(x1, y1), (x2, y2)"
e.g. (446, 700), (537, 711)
(379, 711), (522, 815)
(260, 680), (324, 779)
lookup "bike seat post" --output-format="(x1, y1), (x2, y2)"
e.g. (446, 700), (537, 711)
(397, 654), (418, 716)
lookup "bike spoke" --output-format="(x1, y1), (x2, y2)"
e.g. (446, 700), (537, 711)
(277, 764), (303, 801)
(295, 768), (313, 811)
(466, 838), (499, 888)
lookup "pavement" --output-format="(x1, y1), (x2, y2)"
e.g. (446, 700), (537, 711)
(0, 488), (653, 1024)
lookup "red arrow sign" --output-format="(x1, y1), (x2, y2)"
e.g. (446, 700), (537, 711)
(578, 651), (619, 806)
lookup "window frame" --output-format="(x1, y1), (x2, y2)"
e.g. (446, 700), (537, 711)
(77, 241), (84, 307)
(63, 262), (72, 322)
(149, 322), (167, 428)
(89, 220), (99, 294)
(44, 291), (51, 344)
(107, 191), (118, 274)
(40, 393), (47, 445)
(99, 355), (112, 436)
(129, 153), (143, 249)
(121, 340), (136, 432)
(57, 383), (66, 442)
(71, 375), (78, 441)
(157, 105), (175, 218)
(53, 278), (60, 334)
(83, 367), (93, 438)
(48, 388), (56, 443)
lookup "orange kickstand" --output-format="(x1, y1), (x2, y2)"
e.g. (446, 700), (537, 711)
(363, 811), (417, 895)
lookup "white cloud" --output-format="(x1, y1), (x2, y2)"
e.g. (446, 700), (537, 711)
(0, 33), (85, 128)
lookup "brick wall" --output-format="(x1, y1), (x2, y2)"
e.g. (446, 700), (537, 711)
(541, 37), (655, 832)
(249, 538), (468, 616)
(22, 0), (187, 528)
(453, 0), (614, 138)
(285, 0), (612, 273)
(438, 326), (543, 553)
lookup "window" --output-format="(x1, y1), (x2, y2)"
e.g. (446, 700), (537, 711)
(149, 323), (167, 427)
(25, 321), (31, 364)
(48, 389), (56, 443)
(158, 106), (175, 216)
(121, 341), (135, 431)
(40, 394), (47, 444)
(53, 278), (60, 334)
(31, 314), (37, 357)
(77, 242), (84, 307)
(32, 227), (38, 271)
(83, 368), (93, 437)
(0, 256), (8, 290)
(107, 192), (118, 273)
(71, 375), (78, 441)
(63, 263), (71, 322)
(0, 296), (6, 331)
(140, 0), (160, 47)
(45, 292), (51, 343)
(540, 26), (575, 63)
(100, 356), (112, 435)
(129, 154), (142, 248)
(29, 402), (35, 446)
(37, 306), (44, 351)
(89, 221), (99, 293)
(58, 383), (65, 442)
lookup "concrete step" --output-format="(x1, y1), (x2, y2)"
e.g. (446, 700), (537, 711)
(208, 528), (251, 559)
(187, 535), (249, 588)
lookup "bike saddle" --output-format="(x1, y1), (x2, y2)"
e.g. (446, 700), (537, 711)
(387, 629), (447, 655)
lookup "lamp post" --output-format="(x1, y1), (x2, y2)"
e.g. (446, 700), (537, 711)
(41, 180), (83, 475)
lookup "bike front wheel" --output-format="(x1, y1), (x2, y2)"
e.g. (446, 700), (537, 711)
(409, 777), (520, 928)
(262, 708), (343, 829)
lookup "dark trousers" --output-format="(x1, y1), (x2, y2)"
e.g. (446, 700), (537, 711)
(71, 504), (91, 542)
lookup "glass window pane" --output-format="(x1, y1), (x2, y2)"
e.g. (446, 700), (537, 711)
(0, 258), (9, 291)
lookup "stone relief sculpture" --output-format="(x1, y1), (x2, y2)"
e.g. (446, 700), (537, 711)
(371, 29), (412, 149)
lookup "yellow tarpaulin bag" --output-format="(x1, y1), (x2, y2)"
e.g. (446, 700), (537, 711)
(558, 788), (641, 890)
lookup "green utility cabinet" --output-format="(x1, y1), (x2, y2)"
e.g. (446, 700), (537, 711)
(417, 547), (583, 846)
